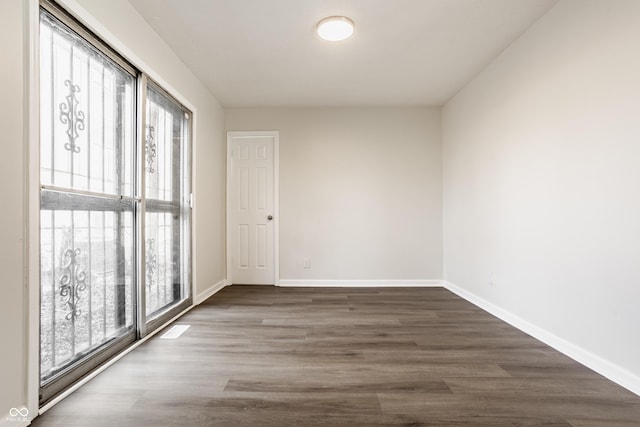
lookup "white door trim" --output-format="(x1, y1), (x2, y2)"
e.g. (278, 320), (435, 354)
(226, 131), (279, 286)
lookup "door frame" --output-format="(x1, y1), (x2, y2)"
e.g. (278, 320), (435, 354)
(226, 131), (279, 286)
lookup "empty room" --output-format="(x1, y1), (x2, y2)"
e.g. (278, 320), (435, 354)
(2, 0), (640, 425)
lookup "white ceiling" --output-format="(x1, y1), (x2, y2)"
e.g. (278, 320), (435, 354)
(129, 0), (558, 107)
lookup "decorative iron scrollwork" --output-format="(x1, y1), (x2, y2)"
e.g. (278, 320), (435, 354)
(145, 125), (157, 173)
(59, 248), (87, 321)
(146, 238), (157, 287)
(59, 80), (85, 153)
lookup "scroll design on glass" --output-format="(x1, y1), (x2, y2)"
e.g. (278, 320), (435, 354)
(145, 238), (157, 288)
(59, 248), (87, 321)
(145, 125), (157, 173)
(59, 80), (85, 153)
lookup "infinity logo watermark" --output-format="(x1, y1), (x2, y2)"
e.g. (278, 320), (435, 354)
(7, 407), (29, 422)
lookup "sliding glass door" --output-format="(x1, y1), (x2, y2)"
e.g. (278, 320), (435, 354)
(39, 1), (191, 404)
(143, 84), (191, 326)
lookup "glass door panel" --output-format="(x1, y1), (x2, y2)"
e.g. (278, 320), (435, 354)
(143, 84), (191, 323)
(39, 8), (136, 403)
(39, 205), (135, 377)
(39, 11), (134, 196)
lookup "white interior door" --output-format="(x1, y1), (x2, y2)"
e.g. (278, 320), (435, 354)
(228, 132), (278, 284)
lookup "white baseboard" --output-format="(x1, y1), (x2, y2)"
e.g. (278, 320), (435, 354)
(277, 279), (444, 287)
(194, 279), (227, 304)
(444, 281), (640, 397)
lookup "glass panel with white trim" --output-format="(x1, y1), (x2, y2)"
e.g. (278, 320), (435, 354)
(39, 8), (136, 400)
(144, 84), (191, 320)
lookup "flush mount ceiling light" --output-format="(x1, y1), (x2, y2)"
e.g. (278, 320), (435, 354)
(316, 16), (355, 41)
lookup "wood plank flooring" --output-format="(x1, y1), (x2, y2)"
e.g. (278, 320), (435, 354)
(31, 286), (640, 426)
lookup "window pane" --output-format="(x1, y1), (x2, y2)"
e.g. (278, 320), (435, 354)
(145, 84), (191, 319)
(145, 211), (176, 315)
(40, 11), (135, 196)
(39, 9), (136, 389)
(145, 86), (189, 202)
(40, 206), (134, 381)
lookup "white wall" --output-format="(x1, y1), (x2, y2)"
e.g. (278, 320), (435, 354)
(0, 0), (226, 422)
(0, 0), (27, 420)
(226, 108), (442, 283)
(443, 0), (640, 392)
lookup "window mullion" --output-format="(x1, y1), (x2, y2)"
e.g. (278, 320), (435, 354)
(136, 73), (148, 338)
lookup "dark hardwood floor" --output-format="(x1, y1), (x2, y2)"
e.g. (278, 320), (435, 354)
(32, 286), (640, 426)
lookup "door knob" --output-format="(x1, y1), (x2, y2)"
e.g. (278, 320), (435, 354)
(267, 215), (273, 221)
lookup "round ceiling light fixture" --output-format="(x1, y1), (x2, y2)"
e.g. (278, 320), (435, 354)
(316, 16), (355, 41)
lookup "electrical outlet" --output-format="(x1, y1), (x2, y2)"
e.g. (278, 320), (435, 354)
(488, 270), (495, 286)
(303, 258), (311, 269)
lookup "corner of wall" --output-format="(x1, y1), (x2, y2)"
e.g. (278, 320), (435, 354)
(194, 279), (228, 305)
